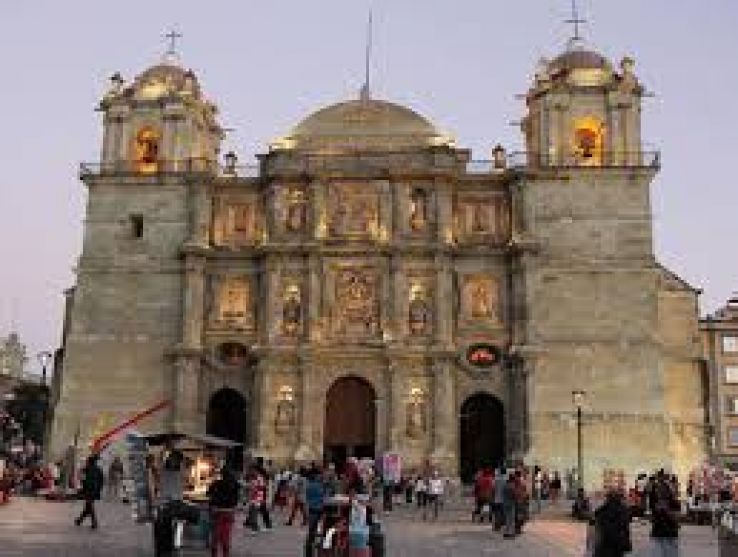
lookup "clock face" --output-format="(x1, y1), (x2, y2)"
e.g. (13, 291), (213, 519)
(466, 344), (501, 369)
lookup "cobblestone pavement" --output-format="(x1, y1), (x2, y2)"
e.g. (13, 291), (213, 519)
(0, 497), (719, 556)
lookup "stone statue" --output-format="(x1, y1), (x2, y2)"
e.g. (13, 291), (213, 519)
(406, 392), (426, 437)
(283, 289), (301, 335)
(286, 202), (304, 232)
(410, 190), (427, 231)
(275, 400), (296, 432)
(470, 282), (491, 319)
(409, 295), (430, 335)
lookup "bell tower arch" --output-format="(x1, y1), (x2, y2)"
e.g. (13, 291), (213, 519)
(98, 57), (223, 172)
(523, 46), (646, 167)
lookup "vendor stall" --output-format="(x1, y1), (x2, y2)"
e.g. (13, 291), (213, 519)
(126, 431), (242, 555)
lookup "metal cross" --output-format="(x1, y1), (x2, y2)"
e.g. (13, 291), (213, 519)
(164, 29), (183, 57)
(565, 0), (587, 42)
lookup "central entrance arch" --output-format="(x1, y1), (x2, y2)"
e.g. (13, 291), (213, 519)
(324, 376), (376, 469)
(459, 393), (505, 483)
(206, 387), (247, 470)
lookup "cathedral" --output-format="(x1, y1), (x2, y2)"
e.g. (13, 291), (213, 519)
(51, 30), (707, 486)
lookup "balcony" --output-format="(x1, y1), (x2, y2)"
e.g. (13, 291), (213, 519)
(79, 158), (260, 179)
(465, 150), (661, 174)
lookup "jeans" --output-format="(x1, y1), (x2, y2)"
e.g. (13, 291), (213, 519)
(651, 537), (679, 557)
(304, 510), (322, 557)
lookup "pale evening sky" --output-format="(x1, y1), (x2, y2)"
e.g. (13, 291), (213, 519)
(0, 0), (736, 375)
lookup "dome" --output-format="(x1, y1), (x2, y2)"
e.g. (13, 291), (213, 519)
(132, 62), (201, 99)
(281, 98), (450, 152)
(549, 48), (610, 72)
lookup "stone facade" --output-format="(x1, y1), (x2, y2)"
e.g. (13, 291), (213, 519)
(51, 45), (707, 487)
(701, 295), (738, 469)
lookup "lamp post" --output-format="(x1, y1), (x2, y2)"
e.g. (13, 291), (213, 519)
(36, 351), (53, 449)
(572, 389), (586, 492)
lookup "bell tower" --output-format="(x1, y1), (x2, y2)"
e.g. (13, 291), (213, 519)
(522, 43), (646, 167)
(98, 54), (222, 172)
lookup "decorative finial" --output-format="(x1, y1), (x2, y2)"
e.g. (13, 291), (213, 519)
(565, 0), (587, 49)
(163, 29), (183, 62)
(359, 10), (373, 101)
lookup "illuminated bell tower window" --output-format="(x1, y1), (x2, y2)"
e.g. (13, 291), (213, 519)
(572, 117), (604, 166)
(134, 127), (161, 173)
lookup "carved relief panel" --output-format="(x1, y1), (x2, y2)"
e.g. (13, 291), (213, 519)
(207, 275), (256, 331)
(326, 182), (379, 239)
(331, 267), (380, 337)
(459, 274), (501, 326)
(454, 194), (510, 244)
(212, 194), (261, 248)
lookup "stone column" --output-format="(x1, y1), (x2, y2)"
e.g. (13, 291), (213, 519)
(434, 254), (453, 347)
(294, 356), (318, 462)
(263, 256), (280, 343)
(171, 352), (201, 434)
(390, 256), (405, 340)
(253, 358), (272, 456)
(182, 254), (205, 350)
(431, 358), (455, 472)
(386, 359), (402, 453)
(307, 255), (322, 341)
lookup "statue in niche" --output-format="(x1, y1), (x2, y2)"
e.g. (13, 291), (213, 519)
(282, 286), (302, 336)
(409, 189), (428, 231)
(408, 287), (430, 335)
(286, 202), (305, 232)
(406, 388), (427, 438)
(471, 202), (489, 233)
(275, 386), (296, 433)
(134, 128), (160, 172)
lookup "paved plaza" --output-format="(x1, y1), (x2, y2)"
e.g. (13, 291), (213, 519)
(0, 497), (719, 556)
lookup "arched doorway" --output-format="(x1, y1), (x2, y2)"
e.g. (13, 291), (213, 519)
(206, 388), (247, 470)
(324, 376), (376, 469)
(459, 393), (505, 483)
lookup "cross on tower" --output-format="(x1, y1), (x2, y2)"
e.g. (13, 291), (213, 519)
(565, 0), (587, 44)
(164, 29), (183, 57)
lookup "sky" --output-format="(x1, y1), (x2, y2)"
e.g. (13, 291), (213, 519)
(0, 0), (736, 375)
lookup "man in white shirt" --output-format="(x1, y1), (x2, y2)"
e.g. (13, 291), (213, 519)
(425, 471), (444, 521)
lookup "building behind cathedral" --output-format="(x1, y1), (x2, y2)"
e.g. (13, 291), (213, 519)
(50, 32), (708, 486)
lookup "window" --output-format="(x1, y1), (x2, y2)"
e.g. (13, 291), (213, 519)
(728, 427), (738, 447)
(726, 366), (738, 384)
(724, 335), (738, 353)
(130, 214), (144, 239)
(726, 396), (738, 415)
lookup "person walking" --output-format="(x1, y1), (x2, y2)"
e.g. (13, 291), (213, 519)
(425, 470), (444, 521)
(650, 470), (680, 557)
(246, 467), (273, 532)
(593, 489), (632, 557)
(286, 467), (307, 526)
(493, 466), (507, 530)
(75, 454), (104, 529)
(473, 467), (494, 523)
(304, 466), (325, 557)
(207, 466), (239, 557)
(107, 456), (124, 501)
(502, 469), (518, 539)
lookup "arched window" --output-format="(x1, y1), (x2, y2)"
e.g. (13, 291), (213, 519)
(572, 116), (605, 166)
(134, 127), (161, 173)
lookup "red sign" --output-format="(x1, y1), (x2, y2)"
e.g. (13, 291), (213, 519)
(466, 344), (500, 368)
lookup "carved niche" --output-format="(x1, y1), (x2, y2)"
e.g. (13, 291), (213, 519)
(406, 386), (427, 438)
(327, 183), (379, 238)
(212, 195), (260, 248)
(409, 188), (430, 232)
(460, 274), (500, 324)
(281, 282), (302, 337)
(208, 275), (255, 331)
(284, 187), (307, 233)
(408, 279), (433, 336)
(455, 194), (510, 244)
(333, 268), (379, 337)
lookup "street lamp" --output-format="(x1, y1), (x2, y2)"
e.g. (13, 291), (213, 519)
(572, 389), (586, 492)
(36, 351), (53, 386)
